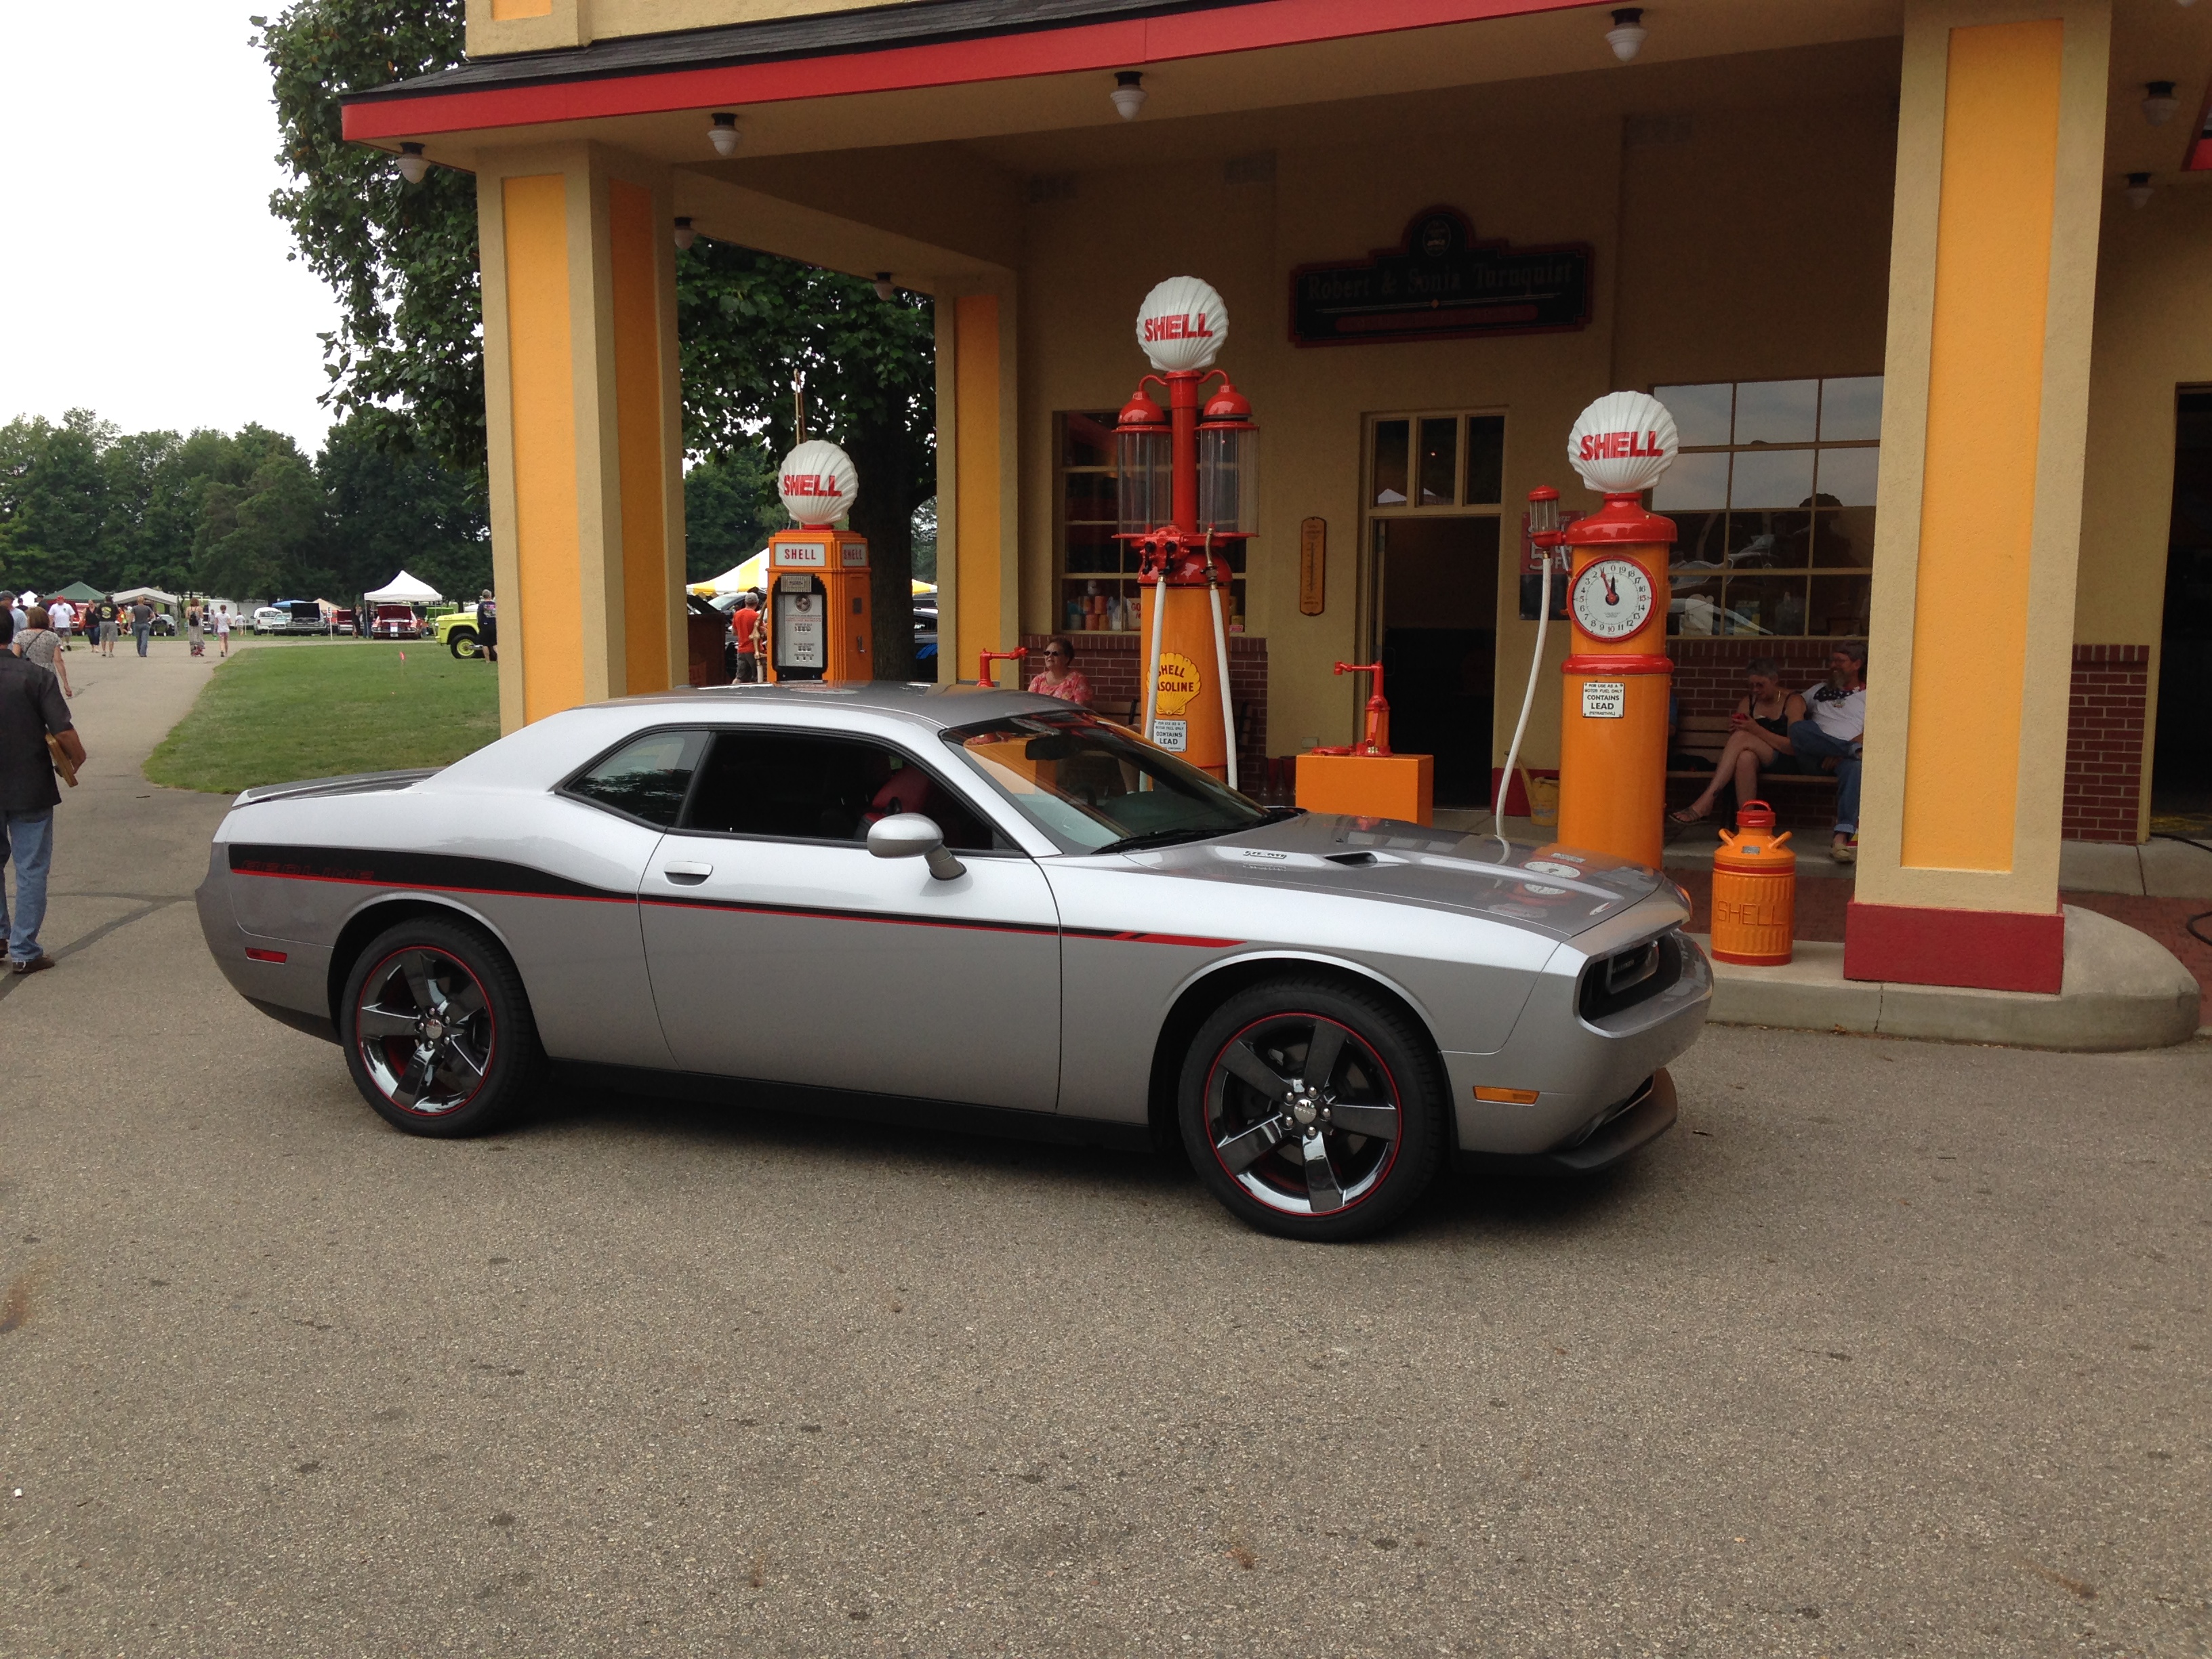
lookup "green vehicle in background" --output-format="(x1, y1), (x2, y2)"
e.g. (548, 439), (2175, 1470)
(433, 606), (483, 658)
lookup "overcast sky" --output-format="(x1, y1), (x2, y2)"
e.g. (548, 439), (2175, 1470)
(0, 2), (346, 456)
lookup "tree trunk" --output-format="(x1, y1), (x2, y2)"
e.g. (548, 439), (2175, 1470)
(846, 423), (917, 681)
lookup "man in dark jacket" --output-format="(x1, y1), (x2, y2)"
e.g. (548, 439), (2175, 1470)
(0, 609), (87, 975)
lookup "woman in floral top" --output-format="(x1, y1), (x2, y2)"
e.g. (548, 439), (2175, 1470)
(1027, 636), (1092, 705)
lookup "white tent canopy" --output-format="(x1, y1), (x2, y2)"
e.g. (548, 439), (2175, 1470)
(110, 586), (181, 606)
(364, 570), (443, 605)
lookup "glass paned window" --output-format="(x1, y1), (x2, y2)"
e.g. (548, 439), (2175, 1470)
(1654, 376), (1880, 638)
(1465, 416), (1505, 506)
(1418, 418), (1458, 505)
(1054, 411), (1248, 636)
(1367, 413), (1507, 514)
(565, 729), (708, 825)
(1373, 420), (1410, 506)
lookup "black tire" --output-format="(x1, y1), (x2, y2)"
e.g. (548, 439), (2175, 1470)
(448, 628), (480, 659)
(337, 916), (544, 1138)
(1178, 977), (1447, 1242)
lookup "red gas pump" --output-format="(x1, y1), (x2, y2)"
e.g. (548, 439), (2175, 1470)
(1115, 276), (1252, 785)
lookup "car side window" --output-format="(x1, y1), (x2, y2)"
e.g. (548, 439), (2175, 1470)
(681, 731), (999, 851)
(565, 729), (708, 826)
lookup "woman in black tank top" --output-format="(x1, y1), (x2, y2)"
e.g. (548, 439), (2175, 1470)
(1669, 657), (1809, 825)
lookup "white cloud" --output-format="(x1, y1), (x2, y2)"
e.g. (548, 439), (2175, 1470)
(0, 1), (349, 456)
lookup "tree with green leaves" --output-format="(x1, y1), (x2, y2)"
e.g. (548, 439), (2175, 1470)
(255, 0), (937, 676)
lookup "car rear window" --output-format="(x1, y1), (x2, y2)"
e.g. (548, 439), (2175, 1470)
(565, 729), (708, 826)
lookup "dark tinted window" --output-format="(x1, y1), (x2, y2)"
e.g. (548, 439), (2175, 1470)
(567, 729), (706, 825)
(682, 732), (998, 851)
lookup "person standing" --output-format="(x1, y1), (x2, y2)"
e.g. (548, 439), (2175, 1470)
(732, 594), (760, 682)
(130, 598), (155, 658)
(0, 607), (86, 975)
(96, 596), (121, 657)
(214, 605), (232, 657)
(3, 594), (25, 636)
(12, 609), (73, 699)
(46, 596), (75, 649)
(1787, 641), (1868, 865)
(186, 601), (205, 658)
(476, 589), (498, 663)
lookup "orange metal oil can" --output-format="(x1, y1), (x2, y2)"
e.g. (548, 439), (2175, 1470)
(1709, 799), (1796, 966)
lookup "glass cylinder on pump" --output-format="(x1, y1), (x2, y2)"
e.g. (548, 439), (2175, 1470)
(1116, 392), (1172, 536)
(1197, 383), (1257, 536)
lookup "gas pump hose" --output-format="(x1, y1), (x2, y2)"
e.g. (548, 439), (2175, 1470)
(1491, 554), (1553, 833)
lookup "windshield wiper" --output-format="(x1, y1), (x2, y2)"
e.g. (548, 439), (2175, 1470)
(1097, 826), (1228, 855)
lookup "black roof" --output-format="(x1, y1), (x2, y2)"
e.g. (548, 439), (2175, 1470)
(344, 0), (1245, 104)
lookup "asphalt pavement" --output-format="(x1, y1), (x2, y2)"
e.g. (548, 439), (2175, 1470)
(3, 639), (2208, 1658)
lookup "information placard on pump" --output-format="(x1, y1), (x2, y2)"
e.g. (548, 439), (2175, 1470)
(1150, 718), (1187, 752)
(777, 589), (825, 668)
(1580, 680), (1626, 719)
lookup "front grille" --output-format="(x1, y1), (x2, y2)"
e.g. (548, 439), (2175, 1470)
(1578, 933), (1683, 1023)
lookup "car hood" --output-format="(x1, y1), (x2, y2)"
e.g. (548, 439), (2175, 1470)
(1126, 812), (1677, 941)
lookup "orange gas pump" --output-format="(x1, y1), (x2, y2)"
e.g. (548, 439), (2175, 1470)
(1552, 392), (1681, 869)
(765, 440), (871, 683)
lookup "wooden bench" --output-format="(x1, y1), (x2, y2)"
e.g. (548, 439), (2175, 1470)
(1668, 712), (1839, 827)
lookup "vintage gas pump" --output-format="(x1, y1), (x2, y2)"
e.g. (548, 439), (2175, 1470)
(1115, 276), (1251, 784)
(765, 438), (872, 683)
(1553, 392), (1679, 867)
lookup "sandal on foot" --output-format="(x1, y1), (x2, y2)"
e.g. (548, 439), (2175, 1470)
(1668, 806), (1711, 825)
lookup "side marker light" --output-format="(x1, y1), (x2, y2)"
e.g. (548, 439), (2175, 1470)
(1473, 1085), (1540, 1105)
(245, 947), (289, 964)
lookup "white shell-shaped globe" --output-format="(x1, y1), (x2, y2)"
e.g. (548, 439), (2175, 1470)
(1135, 275), (1229, 372)
(777, 439), (859, 525)
(1567, 390), (1679, 494)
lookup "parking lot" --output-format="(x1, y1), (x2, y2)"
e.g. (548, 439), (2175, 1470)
(3, 647), (2207, 1657)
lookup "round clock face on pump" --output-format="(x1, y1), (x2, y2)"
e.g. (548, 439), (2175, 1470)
(1571, 558), (1656, 640)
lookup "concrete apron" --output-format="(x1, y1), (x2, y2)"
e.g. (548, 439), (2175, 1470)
(1696, 906), (2204, 1051)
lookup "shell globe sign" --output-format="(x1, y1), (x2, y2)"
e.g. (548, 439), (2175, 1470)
(1135, 274), (1229, 372)
(778, 439), (859, 526)
(1566, 390), (1678, 495)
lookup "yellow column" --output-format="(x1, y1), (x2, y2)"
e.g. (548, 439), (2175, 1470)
(476, 143), (685, 731)
(1847, 1), (2109, 994)
(937, 289), (1018, 684)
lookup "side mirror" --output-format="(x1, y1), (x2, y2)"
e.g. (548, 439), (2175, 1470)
(867, 812), (966, 881)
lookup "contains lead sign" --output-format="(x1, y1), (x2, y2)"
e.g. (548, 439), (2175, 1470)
(1581, 681), (1626, 719)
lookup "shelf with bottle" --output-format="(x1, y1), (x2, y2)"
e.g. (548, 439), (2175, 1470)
(1058, 575), (1250, 636)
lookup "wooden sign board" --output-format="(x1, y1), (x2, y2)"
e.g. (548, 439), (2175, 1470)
(1298, 518), (1326, 615)
(1290, 207), (1592, 348)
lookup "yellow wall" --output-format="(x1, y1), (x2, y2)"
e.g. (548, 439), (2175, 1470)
(1015, 75), (1900, 761)
(2079, 184), (2212, 834)
(954, 293), (1005, 670)
(500, 173), (587, 725)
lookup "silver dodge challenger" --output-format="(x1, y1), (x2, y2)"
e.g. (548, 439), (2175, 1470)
(197, 683), (1709, 1241)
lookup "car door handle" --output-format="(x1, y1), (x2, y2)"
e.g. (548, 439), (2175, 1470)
(661, 862), (713, 884)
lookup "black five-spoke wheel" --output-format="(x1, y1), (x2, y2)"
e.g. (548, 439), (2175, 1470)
(340, 916), (543, 1136)
(1179, 979), (1446, 1240)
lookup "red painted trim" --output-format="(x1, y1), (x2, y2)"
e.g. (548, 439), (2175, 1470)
(1842, 901), (2064, 994)
(342, 0), (1593, 140)
(1561, 653), (1674, 675)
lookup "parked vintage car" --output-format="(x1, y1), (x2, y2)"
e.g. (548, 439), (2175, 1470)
(196, 684), (1706, 1240)
(432, 606), (482, 657)
(251, 601), (329, 636)
(368, 603), (424, 640)
(329, 608), (357, 637)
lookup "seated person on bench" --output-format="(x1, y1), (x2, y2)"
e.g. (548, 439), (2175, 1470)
(1788, 640), (1867, 865)
(1669, 657), (1807, 825)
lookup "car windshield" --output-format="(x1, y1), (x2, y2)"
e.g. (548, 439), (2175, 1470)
(944, 711), (1277, 853)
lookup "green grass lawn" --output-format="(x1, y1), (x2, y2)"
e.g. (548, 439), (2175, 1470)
(146, 640), (501, 793)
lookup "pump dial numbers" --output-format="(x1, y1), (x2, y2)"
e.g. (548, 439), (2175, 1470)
(1570, 558), (1656, 641)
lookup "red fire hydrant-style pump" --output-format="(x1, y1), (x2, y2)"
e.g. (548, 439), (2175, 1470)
(1310, 661), (1392, 756)
(975, 649), (1025, 691)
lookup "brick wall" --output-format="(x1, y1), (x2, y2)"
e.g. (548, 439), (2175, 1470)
(2064, 644), (2149, 844)
(1018, 633), (1269, 780)
(1672, 637), (2151, 844)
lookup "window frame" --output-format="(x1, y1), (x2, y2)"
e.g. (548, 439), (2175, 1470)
(1652, 374), (1882, 642)
(557, 724), (715, 831)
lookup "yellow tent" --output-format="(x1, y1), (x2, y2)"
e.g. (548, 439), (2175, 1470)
(693, 552), (937, 600)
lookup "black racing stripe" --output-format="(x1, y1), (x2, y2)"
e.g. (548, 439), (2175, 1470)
(228, 844), (620, 902)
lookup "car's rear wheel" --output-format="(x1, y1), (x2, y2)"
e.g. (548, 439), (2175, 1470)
(1178, 978), (1447, 1242)
(338, 916), (544, 1137)
(448, 628), (480, 659)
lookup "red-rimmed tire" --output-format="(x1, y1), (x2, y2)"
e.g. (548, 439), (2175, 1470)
(1177, 978), (1447, 1242)
(338, 916), (544, 1137)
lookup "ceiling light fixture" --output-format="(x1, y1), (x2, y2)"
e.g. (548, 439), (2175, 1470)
(396, 142), (428, 184)
(2143, 81), (2181, 125)
(1606, 8), (1647, 62)
(674, 218), (696, 251)
(1110, 70), (1147, 120)
(708, 112), (741, 157)
(873, 272), (897, 301)
(2126, 171), (2154, 208)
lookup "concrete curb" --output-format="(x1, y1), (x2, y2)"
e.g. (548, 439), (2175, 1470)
(1697, 905), (2201, 1052)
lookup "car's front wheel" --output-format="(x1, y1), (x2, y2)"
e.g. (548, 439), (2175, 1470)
(338, 916), (544, 1137)
(1179, 978), (1447, 1242)
(448, 628), (480, 658)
